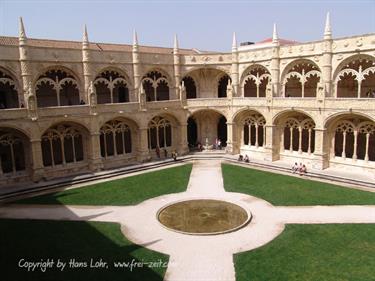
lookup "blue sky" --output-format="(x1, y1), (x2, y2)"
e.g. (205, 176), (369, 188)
(0, 0), (374, 51)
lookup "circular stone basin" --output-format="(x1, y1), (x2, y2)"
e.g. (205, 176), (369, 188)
(157, 199), (251, 235)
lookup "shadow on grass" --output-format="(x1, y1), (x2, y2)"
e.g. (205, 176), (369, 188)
(1, 201), (168, 281)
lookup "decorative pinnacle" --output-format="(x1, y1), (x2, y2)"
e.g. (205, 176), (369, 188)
(174, 34), (179, 50)
(272, 23), (279, 44)
(232, 32), (237, 51)
(19, 17), (26, 39)
(83, 24), (89, 43)
(324, 12), (332, 40)
(133, 29), (138, 46)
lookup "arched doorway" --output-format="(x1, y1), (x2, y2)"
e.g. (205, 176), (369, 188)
(217, 116), (227, 146)
(188, 110), (227, 149)
(187, 117), (198, 148)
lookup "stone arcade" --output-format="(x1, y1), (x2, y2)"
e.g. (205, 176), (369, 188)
(0, 13), (374, 186)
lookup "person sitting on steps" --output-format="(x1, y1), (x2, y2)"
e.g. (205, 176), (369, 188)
(292, 162), (298, 173)
(244, 154), (250, 163)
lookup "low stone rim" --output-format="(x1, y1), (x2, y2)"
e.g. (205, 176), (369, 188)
(156, 198), (252, 236)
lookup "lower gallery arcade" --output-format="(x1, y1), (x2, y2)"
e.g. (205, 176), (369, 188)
(0, 109), (374, 184)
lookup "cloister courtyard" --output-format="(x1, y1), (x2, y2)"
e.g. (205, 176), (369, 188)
(1, 157), (375, 281)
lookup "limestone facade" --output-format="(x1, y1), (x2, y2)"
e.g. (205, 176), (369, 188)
(0, 15), (374, 186)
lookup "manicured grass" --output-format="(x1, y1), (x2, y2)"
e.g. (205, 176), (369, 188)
(0, 219), (168, 281)
(222, 164), (375, 205)
(234, 224), (375, 281)
(17, 164), (192, 206)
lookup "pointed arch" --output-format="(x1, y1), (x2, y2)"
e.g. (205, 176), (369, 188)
(333, 55), (375, 98)
(94, 69), (130, 104)
(141, 70), (170, 101)
(35, 67), (80, 107)
(240, 65), (271, 98)
(0, 68), (20, 109)
(41, 122), (88, 167)
(281, 59), (321, 98)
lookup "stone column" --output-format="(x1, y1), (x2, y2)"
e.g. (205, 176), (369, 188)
(137, 127), (150, 162)
(87, 132), (103, 171)
(225, 122), (234, 154)
(264, 125), (280, 161)
(271, 24), (280, 97)
(312, 128), (329, 169)
(30, 139), (44, 182)
(271, 49), (280, 97)
(178, 122), (189, 155)
(173, 34), (181, 101)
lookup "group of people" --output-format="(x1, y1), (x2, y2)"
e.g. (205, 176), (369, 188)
(292, 162), (307, 175)
(155, 146), (178, 161)
(213, 138), (222, 150)
(238, 154), (250, 163)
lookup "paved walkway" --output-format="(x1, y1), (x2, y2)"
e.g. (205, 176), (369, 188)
(1, 159), (375, 281)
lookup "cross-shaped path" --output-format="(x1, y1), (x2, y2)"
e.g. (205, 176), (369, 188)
(1, 160), (375, 281)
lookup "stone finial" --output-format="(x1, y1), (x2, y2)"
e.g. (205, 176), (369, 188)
(19, 17), (27, 39)
(133, 29), (138, 46)
(272, 23), (279, 44)
(83, 24), (89, 43)
(324, 12), (332, 40)
(232, 32), (237, 51)
(174, 34), (179, 51)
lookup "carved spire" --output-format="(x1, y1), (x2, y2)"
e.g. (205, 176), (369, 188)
(173, 34), (179, 52)
(272, 23), (279, 44)
(19, 17), (27, 42)
(133, 29), (138, 46)
(83, 24), (89, 43)
(232, 32), (237, 51)
(324, 12), (332, 40)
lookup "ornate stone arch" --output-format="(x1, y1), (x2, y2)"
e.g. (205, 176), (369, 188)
(324, 113), (375, 162)
(240, 64), (271, 98)
(332, 54), (375, 81)
(94, 68), (131, 104)
(324, 111), (375, 130)
(94, 67), (133, 88)
(0, 127), (30, 176)
(141, 69), (171, 102)
(180, 65), (231, 79)
(99, 117), (135, 159)
(0, 67), (21, 108)
(34, 66), (81, 107)
(147, 114), (177, 150)
(40, 121), (89, 167)
(332, 54), (375, 98)
(280, 59), (321, 98)
(272, 109), (316, 126)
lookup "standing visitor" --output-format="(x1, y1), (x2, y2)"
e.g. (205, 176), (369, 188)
(156, 146), (161, 159)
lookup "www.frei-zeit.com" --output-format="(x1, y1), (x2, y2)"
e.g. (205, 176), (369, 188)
(18, 258), (169, 272)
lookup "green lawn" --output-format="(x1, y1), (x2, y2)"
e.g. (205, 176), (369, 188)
(0, 219), (168, 281)
(17, 164), (192, 206)
(234, 224), (375, 281)
(222, 164), (375, 205)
